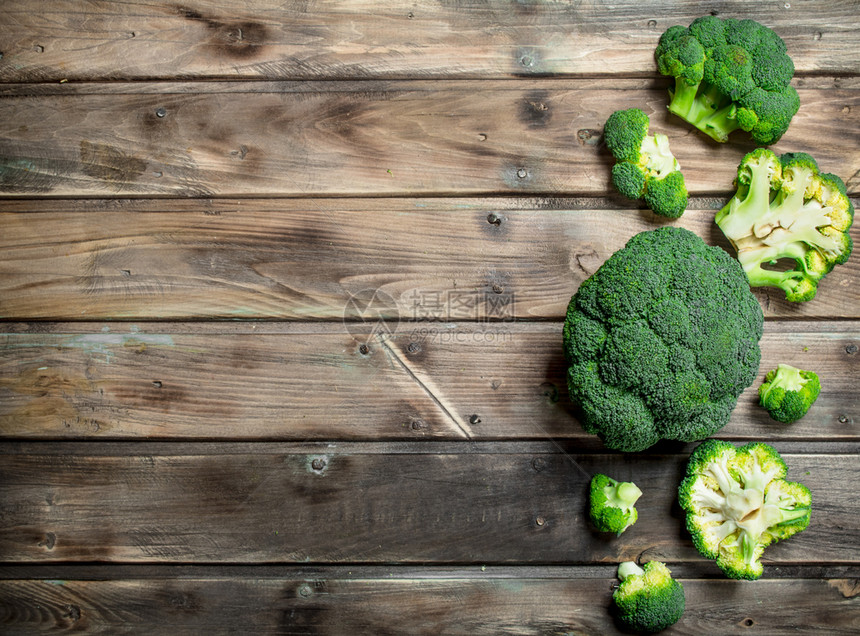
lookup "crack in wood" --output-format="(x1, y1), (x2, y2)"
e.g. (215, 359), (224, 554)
(378, 337), (473, 439)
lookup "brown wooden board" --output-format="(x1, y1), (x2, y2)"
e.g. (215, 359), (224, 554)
(0, 445), (855, 565)
(0, 1), (858, 81)
(1, 322), (857, 441)
(0, 82), (858, 197)
(1, 201), (858, 321)
(1, 1), (858, 633)
(0, 575), (857, 634)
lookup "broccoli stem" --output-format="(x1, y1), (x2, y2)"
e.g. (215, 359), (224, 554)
(736, 503), (810, 566)
(617, 561), (645, 580)
(616, 481), (643, 506)
(760, 364), (806, 402)
(716, 154), (780, 250)
(667, 78), (741, 143)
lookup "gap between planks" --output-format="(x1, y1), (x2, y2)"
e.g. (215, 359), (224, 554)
(2, 441), (858, 456)
(1, 563), (857, 581)
(1, 320), (857, 335)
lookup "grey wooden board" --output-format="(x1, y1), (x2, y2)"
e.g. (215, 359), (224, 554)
(0, 575), (857, 634)
(0, 446), (854, 565)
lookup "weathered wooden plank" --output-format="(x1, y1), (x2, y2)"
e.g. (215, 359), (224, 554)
(0, 576), (857, 635)
(1, 322), (856, 441)
(3, 76), (858, 97)
(0, 83), (857, 197)
(1, 201), (858, 320)
(0, 1), (857, 81)
(3, 561), (857, 581)
(0, 448), (855, 564)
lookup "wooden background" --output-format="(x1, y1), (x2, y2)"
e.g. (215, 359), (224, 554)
(0, 1), (858, 633)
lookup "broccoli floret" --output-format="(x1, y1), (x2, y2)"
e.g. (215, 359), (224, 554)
(678, 439), (812, 580)
(715, 148), (855, 302)
(563, 227), (764, 452)
(759, 363), (821, 423)
(655, 17), (799, 144)
(604, 108), (688, 218)
(589, 474), (643, 535)
(612, 561), (685, 633)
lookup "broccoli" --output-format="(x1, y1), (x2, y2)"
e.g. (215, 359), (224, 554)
(678, 439), (812, 580)
(603, 108), (688, 218)
(612, 561), (685, 633)
(563, 227), (764, 452)
(655, 16), (799, 144)
(715, 148), (855, 302)
(589, 474), (643, 535)
(759, 363), (821, 423)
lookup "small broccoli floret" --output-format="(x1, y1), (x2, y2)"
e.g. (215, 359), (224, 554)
(612, 561), (685, 633)
(655, 17), (799, 144)
(759, 363), (821, 423)
(604, 108), (688, 218)
(563, 227), (764, 452)
(589, 474), (643, 535)
(678, 440), (812, 580)
(715, 148), (855, 302)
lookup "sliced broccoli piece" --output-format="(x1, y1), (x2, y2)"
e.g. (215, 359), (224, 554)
(589, 474), (643, 535)
(612, 561), (686, 633)
(655, 17), (799, 144)
(715, 148), (855, 302)
(759, 363), (821, 423)
(604, 108), (688, 218)
(678, 440), (812, 580)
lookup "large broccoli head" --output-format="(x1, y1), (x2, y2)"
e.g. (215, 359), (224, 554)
(655, 16), (799, 144)
(678, 440), (812, 579)
(563, 227), (764, 452)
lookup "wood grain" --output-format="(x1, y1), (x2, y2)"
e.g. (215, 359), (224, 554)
(0, 447), (854, 565)
(0, 1), (858, 81)
(0, 83), (858, 197)
(1, 201), (858, 320)
(0, 575), (857, 635)
(1, 322), (857, 441)
(0, 3), (857, 633)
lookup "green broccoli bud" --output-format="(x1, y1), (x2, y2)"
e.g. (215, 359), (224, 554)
(589, 474), (643, 535)
(759, 363), (821, 423)
(613, 561), (686, 633)
(678, 440), (812, 580)
(604, 108), (688, 218)
(644, 171), (688, 219)
(715, 148), (855, 302)
(655, 17), (798, 144)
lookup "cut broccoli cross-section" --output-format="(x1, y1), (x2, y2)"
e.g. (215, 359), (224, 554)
(679, 439), (811, 579)
(716, 148), (854, 302)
